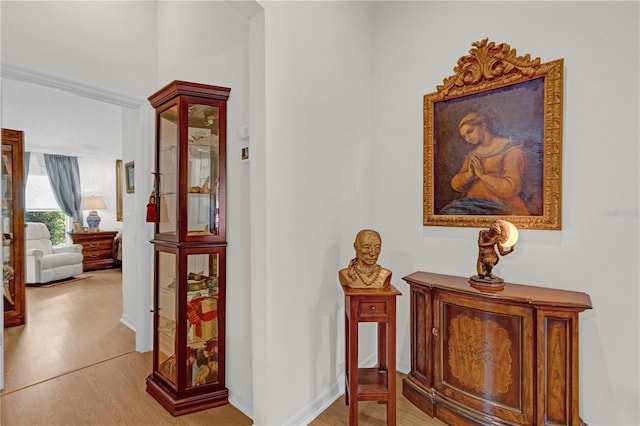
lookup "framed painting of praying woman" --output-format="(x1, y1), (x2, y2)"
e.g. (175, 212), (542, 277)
(423, 39), (563, 230)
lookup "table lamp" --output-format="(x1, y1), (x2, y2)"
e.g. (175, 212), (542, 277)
(81, 195), (106, 232)
(469, 220), (518, 289)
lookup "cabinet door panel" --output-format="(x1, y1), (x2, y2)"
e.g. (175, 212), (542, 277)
(434, 291), (534, 424)
(156, 250), (178, 387)
(186, 103), (220, 237)
(537, 309), (581, 424)
(409, 286), (432, 387)
(158, 105), (179, 236)
(186, 252), (221, 389)
(2, 128), (25, 328)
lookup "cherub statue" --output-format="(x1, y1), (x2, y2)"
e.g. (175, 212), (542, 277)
(339, 229), (391, 289)
(470, 220), (517, 286)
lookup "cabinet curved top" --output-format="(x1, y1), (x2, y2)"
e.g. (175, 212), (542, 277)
(403, 271), (592, 310)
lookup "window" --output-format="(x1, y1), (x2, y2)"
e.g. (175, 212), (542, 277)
(25, 153), (71, 245)
(25, 211), (66, 245)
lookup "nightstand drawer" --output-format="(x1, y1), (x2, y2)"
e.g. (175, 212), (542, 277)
(82, 240), (113, 251)
(358, 301), (388, 320)
(84, 248), (113, 260)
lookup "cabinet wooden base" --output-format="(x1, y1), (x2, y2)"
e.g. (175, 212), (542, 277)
(146, 374), (229, 416)
(404, 376), (590, 426)
(403, 376), (495, 425)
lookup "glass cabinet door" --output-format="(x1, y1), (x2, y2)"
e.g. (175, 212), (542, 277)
(2, 129), (24, 328)
(156, 250), (177, 385)
(186, 103), (220, 237)
(185, 252), (220, 388)
(2, 145), (16, 315)
(158, 105), (178, 236)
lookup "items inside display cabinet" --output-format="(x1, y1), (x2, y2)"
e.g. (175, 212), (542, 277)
(157, 104), (222, 237)
(185, 253), (220, 388)
(156, 251), (221, 389)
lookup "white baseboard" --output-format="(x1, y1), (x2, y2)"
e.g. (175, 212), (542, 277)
(120, 314), (136, 332)
(282, 352), (381, 425)
(230, 390), (254, 420)
(282, 378), (344, 426)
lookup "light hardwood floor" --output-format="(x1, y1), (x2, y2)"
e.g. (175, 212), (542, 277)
(310, 373), (446, 426)
(2, 269), (444, 425)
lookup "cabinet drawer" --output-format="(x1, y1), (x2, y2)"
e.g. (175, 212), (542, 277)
(83, 248), (113, 260)
(81, 240), (113, 251)
(358, 301), (388, 319)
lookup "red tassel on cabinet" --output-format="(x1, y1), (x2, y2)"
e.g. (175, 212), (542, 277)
(146, 192), (157, 223)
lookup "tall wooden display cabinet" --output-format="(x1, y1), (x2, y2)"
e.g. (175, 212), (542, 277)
(2, 129), (26, 328)
(146, 81), (231, 416)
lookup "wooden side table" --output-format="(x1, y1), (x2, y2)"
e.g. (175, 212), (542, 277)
(69, 231), (118, 271)
(342, 284), (402, 426)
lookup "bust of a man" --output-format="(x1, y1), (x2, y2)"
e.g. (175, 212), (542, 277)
(339, 229), (391, 289)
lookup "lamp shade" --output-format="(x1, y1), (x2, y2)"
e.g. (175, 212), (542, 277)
(81, 196), (106, 211)
(497, 220), (519, 248)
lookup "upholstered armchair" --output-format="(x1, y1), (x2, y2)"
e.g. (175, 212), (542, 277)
(25, 222), (84, 285)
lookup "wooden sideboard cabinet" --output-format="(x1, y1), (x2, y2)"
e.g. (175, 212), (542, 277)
(402, 271), (592, 426)
(70, 231), (118, 271)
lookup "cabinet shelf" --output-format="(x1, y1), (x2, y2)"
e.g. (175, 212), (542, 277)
(347, 368), (389, 401)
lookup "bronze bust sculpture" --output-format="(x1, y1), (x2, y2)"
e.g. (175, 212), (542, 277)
(339, 229), (391, 289)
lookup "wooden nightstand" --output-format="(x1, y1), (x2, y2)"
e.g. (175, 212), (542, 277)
(69, 231), (118, 271)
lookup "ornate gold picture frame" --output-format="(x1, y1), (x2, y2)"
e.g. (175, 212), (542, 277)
(116, 159), (123, 221)
(424, 39), (563, 230)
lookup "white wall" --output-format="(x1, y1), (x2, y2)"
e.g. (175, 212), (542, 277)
(370, 2), (639, 425)
(256, 2), (377, 424)
(2, 80), (123, 159)
(0, 1), (157, 99)
(78, 157), (122, 233)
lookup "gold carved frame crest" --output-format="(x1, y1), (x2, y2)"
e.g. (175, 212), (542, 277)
(424, 38), (563, 229)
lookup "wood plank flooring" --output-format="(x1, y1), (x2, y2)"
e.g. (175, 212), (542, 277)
(2, 269), (445, 425)
(310, 373), (446, 426)
(1, 269), (252, 425)
(2, 269), (135, 394)
(2, 351), (252, 426)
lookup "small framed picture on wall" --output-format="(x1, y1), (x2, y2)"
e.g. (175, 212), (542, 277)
(125, 161), (135, 193)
